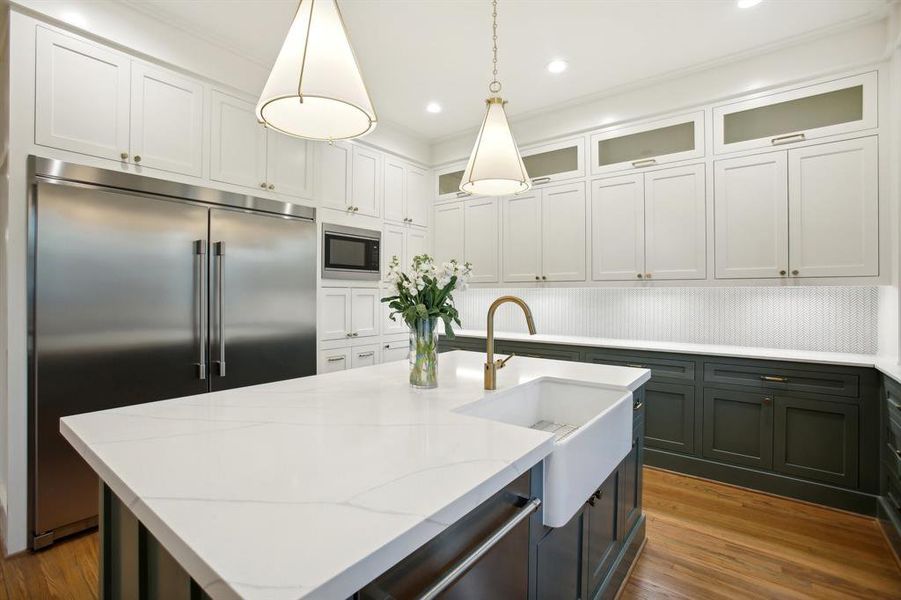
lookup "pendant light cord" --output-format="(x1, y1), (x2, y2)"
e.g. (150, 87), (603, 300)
(489, 0), (501, 94)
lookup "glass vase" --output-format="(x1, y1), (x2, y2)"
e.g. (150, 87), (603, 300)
(409, 318), (439, 389)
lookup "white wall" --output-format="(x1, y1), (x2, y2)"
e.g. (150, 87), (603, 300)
(432, 19), (890, 165)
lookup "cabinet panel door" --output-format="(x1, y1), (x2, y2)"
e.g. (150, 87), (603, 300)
(620, 425), (644, 536)
(317, 141), (352, 210)
(266, 131), (312, 198)
(521, 137), (585, 183)
(350, 288), (380, 338)
(586, 470), (620, 597)
(406, 228), (428, 267)
(591, 174), (645, 281)
(714, 152), (788, 279)
(351, 344), (380, 368)
(35, 27), (130, 161)
(702, 388), (773, 469)
(774, 396), (859, 487)
(644, 382), (695, 454)
(433, 203), (465, 265)
(352, 145), (381, 217)
(644, 163), (706, 280)
(406, 166), (430, 227)
(318, 348), (351, 373)
(382, 224), (406, 275)
(130, 62), (203, 176)
(503, 192), (541, 282)
(536, 507), (585, 600)
(541, 182), (586, 281)
(383, 158), (406, 223)
(591, 111), (704, 175)
(465, 198), (500, 283)
(788, 136), (878, 277)
(319, 288), (351, 341)
(210, 91), (267, 189)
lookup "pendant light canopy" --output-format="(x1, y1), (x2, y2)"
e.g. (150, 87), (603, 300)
(460, 0), (530, 196)
(256, 0), (377, 141)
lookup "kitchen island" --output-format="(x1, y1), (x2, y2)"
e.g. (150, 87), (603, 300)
(61, 351), (650, 599)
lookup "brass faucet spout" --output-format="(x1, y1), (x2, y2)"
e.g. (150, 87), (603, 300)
(484, 296), (537, 390)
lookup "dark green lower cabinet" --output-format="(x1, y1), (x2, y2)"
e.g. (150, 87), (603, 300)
(644, 383), (695, 454)
(773, 396), (859, 487)
(586, 469), (620, 595)
(620, 425), (644, 535)
(702, 388), (774, 469)
(535, 506), (585, 599)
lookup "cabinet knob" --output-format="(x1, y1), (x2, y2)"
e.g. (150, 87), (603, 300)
(120, 152), (129, 160)
(762, 397), (772, 406)
(133, 155), (141, 163)
(268, 184), (275, 190)
(791, 269), (799, 276)
(346, 332), (352, 337)
(534, 276), (540, 281)
(352, 332), (359, 337)
(542, 275), (547, 280)
(645, 273), (652, 279)
(637, 273), (643, 279)
(587, 496), (596, 507)
(261, 183), (268, 188)
(779, 270), (787, 276)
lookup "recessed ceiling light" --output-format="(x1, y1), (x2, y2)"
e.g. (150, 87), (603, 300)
(426, 102), (442, 114)
(547, 60), (568, 74)
(737, 0), (762, 8)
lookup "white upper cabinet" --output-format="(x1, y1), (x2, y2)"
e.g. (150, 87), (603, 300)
(433, 202), (465, 265)
(788, 136), (878, 278)
(129, 62), (203, 176)
(383, 158), (407, 222)
(465, 198), (500, 283)
(591, 174), (645, 281)
(317, 141), (353, 211)
(522, 137), (585, 186)
(541, 182), (586, 281)
(435, 162), (470, 202)
(35, 27), (130, 161)
(406, 227), (429, 263)
(383, 158), (429, 226)
(644, 164), (706, 280)
(352, 145), (381, 217)
(590, 112), (704, 176)
(382, 224), (406, 276)
(503, 192), (542, 282)
(713, 72), (877, 154)
(714, 152), (788, 279)
(210, 90), (267, 189)
(405, 166), (429, 227)
(266, 131), (312, 199)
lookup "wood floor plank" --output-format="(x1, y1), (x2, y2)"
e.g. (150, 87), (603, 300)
(1, 468), (898, 599)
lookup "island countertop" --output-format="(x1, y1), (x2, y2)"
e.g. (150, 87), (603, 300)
(61, 351), (650, 600)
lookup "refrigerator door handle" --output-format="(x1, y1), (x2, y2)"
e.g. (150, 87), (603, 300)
(214, 241), (226, 377)
(194, 240), (207, 379)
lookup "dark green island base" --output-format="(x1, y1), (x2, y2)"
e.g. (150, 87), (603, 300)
(441, 335), (901, 561)
(99, 388), (648, 600)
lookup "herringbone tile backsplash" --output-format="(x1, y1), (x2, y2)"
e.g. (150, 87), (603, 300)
(454, 286), (878, 354)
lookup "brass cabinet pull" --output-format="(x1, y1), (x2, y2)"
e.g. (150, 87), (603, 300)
(887, 396), (901, 411)
(791, 269), (799, 276)
(120, 152), (129, 160)
(762, 397), (773, 406)
(633, 400), (644, 411)
(534, 276), (540, 281)
(760, 375), (788, 383)
(133, 155), (142, 163)
(261, 182), (267, 188)
(645, 273), (652, 279)
(632, 158), (657, 168)
(779, 270), (787, 276)
(532, 177), (552, 185)
(455, 191), (469, 198)
(268, 184), (275, 190)
(541, 275), (547, 280)
(636, 273), (643, 279)
(771, 132), (806, 146)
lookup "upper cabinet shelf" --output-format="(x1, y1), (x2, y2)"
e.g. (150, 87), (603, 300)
(713, 72), (877, 154)
(590, 112), (704, 175)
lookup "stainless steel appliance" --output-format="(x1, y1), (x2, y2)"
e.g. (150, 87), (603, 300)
(27, 157), (317, 548)
(322, 223), (381, 280)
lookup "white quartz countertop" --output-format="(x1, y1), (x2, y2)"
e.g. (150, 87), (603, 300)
(60, 351), (649, 600)
(449, 329), (885, 369)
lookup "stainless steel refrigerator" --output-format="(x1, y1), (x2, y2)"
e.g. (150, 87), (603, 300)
(27, 157), (317, 548)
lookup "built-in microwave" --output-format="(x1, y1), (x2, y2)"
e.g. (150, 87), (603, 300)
(322, 224), (381, 280)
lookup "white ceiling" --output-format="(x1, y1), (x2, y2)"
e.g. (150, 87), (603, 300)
(124, 0), (888, 141)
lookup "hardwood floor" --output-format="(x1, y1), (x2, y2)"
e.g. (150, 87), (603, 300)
(621, 468), (901, 599)
(1, 468), (898, 599)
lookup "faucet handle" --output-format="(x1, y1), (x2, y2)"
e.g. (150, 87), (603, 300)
(497, 353), (515, 369)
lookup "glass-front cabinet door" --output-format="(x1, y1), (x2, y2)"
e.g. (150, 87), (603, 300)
(590, 111), (704, 175)
(521, 136), (585, 187)
(435, 162), (470, 202)
(713, 71), (876, 154)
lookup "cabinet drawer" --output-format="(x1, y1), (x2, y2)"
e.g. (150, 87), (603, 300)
(704, 362), (858, 398)
(586, 352), (695, 382)
(886, 378), (901, 421)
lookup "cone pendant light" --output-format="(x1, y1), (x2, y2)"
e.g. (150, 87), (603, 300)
(256, 0), (377, 141)
(460, 0), (530, 196)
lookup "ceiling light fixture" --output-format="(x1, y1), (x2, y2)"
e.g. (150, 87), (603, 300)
(737, 0), (762, 8)
(547, 59), (568, 74)
(460, 0), (530, 197)
(256, 0), (377, 141)
(426, 102), (443, 114)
